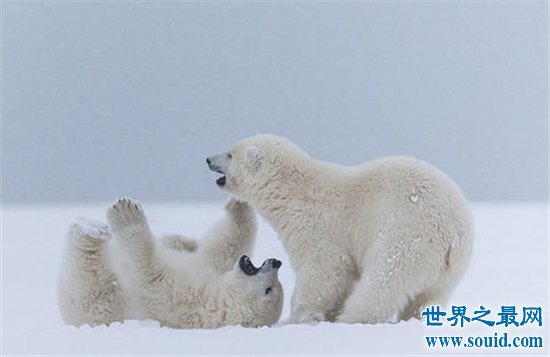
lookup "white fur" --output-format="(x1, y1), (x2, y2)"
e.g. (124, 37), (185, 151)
(208, 134), (473, 324)
(58, 197), (283, 328)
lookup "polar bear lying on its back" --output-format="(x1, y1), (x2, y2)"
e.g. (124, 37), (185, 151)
(207, 134), (473, 324)
(58, 198), (283, 329)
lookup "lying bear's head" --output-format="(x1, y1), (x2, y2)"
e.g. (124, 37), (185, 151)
(223, 255), (283, 328)
(206, 134), (308, 201)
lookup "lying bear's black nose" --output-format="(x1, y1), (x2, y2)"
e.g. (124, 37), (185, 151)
(257, 258), (281, 273)
(265, 258), (282, 270)
(206, 157), (211, 165)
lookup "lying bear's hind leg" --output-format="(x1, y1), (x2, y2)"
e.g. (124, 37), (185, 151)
(69, 218), (111, 254)
(58, 219), (125, 326)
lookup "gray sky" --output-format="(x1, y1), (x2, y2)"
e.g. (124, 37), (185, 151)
(2, 2), (548, 203)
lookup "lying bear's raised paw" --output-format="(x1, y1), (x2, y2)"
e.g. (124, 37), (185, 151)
(224, 197), (253, 220)
(107, 197), (147, 231)
(225, 197), (244, 210)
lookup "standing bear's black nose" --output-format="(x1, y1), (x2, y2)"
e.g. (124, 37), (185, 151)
(206, 157), (211, 165)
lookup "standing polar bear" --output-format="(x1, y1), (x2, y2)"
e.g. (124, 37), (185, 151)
(58, 197), (283, 329)
(207, 134), (473, 324)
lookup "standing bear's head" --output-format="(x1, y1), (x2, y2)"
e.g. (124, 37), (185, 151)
(206, 134), (309, 202)
(223, 255), (284, 328)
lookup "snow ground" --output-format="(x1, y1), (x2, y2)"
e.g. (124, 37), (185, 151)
(1, 202), (548, 356)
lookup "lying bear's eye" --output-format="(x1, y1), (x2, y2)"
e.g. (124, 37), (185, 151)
(227, 153), (232, 159)
(265, 287), (272, 295)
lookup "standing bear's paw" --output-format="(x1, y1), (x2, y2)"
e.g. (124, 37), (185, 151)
(107, 197), (148, 235)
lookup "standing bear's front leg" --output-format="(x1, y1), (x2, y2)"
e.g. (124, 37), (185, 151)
(287, 241), (355, 324)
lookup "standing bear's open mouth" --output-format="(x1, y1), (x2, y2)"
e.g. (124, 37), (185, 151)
(215, 176), (226, 187)
(206, 157), (227, 187)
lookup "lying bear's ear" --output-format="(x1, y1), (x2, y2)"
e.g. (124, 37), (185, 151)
(245, 146), (262, 172)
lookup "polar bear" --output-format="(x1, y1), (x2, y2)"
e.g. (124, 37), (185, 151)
(207, 134), (473, 324)
(58, 197), (283, 329)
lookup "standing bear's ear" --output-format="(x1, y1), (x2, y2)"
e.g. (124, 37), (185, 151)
(245, 146), (262, 172)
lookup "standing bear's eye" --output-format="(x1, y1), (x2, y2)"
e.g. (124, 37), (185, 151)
(265, 286), (272, 295)
(227, 153), (232, 159)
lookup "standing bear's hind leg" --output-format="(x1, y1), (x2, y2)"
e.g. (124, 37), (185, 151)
(58, 219), (125, 326)
(399, 283), (450, 321)
(336, 271), (411, 324)
(337, 232), (445, 324)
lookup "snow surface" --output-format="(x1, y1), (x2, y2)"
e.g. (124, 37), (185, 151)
(1, 202), (548, 356)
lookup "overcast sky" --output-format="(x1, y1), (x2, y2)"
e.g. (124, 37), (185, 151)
(2, 2), (547, 203)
